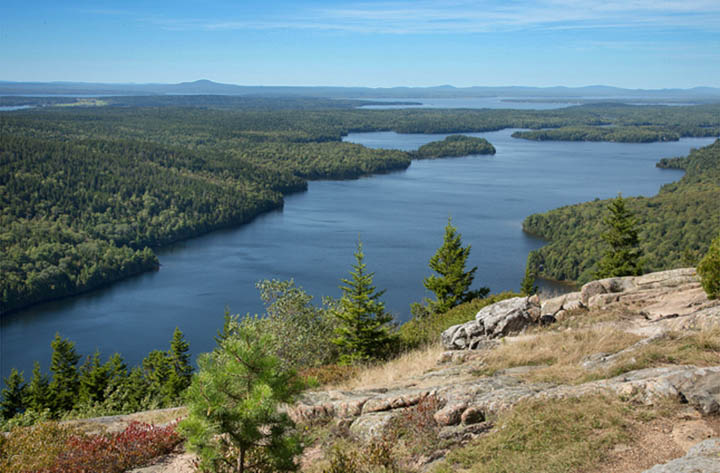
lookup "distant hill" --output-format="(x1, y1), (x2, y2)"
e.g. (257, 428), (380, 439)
(1, 79), (720, 101)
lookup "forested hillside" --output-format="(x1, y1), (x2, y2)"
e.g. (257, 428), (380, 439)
(3, 101), (720, 312)
(523, 139), (720, 283)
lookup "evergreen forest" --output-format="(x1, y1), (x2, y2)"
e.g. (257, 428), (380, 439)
(3, 99), (720, 311)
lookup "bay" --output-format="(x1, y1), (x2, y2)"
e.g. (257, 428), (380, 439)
(1, 129), (714, 380)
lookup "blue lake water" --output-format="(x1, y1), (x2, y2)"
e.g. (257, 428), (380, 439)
(1, 129), (715, 380)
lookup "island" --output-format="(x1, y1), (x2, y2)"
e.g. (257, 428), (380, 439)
(412, 135), (496, 159)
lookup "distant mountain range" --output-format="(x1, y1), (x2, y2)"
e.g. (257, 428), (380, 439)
(1, 79), (720, 101)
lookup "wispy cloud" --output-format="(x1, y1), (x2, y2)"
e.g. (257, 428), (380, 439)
(140, 0), (720, 34)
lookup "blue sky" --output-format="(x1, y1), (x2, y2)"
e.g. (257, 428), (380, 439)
(1, 0), (719, 88)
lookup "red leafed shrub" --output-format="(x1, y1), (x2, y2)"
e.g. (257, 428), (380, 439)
(49, 421), (182, 473)
(0, 420), (182, 473)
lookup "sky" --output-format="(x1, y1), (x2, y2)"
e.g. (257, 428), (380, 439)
(1, 0), (719, 88)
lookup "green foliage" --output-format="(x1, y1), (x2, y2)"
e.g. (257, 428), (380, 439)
(698, 233), (720, 299)
(0, 369), (26, 420)
(3, 103), (720, 311)
(179, 321), (304, 473)
(595, 194), (643, 278)
(413, 135), (495, 159)
(512, 126), (682, 143)
(167, 327), (194, 398)
(399, 292), (520, 349)
(420, 218), (489, 316)
(332, 241), (397, 364)
(656, 156), (688, 169)
(1, 330), (192, 425)
(26, 362), (50, 412)
(49, 334), (81, 413)
(523, 140), (720, 283)
(235, 280), (340, 370)
(520, 252), (539, 296)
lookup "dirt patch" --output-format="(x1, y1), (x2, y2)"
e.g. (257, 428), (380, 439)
(588, 409), (720, 473)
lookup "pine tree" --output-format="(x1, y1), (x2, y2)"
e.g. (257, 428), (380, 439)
(333, 240), (396, 364)
(26, 361), (50, 412)
(596, 194), (643, 278)
(179, 321), (304, 473)
(78, 350), (110, 405)
(520, 251), (539, 296)
(166, 327), (193, 399)
(49, 333), (81, 413)
(697, 233), (720, 299)
(142, 350), (173, 407)
(0, 368), (26, 419)
(422, 218), (488, 315)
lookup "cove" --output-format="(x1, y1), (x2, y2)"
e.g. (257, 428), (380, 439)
(1, 129), (715, 380)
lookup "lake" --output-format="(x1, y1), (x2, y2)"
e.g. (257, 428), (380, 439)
(1, 129), (715, 380)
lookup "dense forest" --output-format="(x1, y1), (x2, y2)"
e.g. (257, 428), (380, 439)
(412, 135), (495, 158)
(523, 139), (720, 283)
(2, 100), (720, 312)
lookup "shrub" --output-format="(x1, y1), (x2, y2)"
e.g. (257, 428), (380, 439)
(698, 233), (720, 299)
(0, 420), (181, 473)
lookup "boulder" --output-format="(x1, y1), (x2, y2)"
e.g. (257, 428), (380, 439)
(674, 371), (720, 415)
(475, 296), (539, 338)
(581, 280), (607, 305)
(442, 297), (542, 350)
(442, 320), (484, 350)
(541, 295), (566, 317)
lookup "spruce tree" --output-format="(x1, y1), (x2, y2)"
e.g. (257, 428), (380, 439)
(49, 333), (81, 413)
(520, 251), (539, 296)
(697, 233), (720, 299)
(142, 350), (173, 406)
(26, 361), (50, 412)
(0, 368), (27, 419)
(333, 240), (396, 364)
(596, 194), (643, 278)
(78, 350), (110, 406)
(422, 218), (488, 315)
(179, 321), (304, 473)
(167, 327), (193, 399)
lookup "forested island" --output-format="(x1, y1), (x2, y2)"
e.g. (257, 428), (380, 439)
(412, 135), (495, 158)
(2, 98), (720, 312)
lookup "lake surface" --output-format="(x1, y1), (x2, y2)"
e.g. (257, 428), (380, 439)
(358, 97), (571, 110)
(1, 130), (715, 380)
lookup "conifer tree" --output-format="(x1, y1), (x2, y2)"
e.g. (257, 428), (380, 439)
(422, 218), (488, 315)
(520, 252), (539, 296)
(26, 361), (50, 412)
(596, 194), (643, 278)
(142, 350), (173, 406)
(49, 333), (81, 413)
(0, 368), (26, 419)
(166, 327), (193, 399)
(333, 240), (396, 364)
(697, 233), (720, 299)
(78, 350), (110, 405)
(180, 321), (304, 473)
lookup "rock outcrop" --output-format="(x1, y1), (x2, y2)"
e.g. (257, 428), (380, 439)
(442, 268), (720, 352)
(442, 296), (541, 350)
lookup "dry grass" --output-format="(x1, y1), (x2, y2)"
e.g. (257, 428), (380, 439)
(330, 343), (445, 391)
(476, 327), (643, 384)
(599, 327), (720, 379)
(434, 394), (684, 473)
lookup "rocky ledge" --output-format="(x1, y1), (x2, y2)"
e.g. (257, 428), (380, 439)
(290, 268), (720, 471)
(441, 268), (720, 352)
